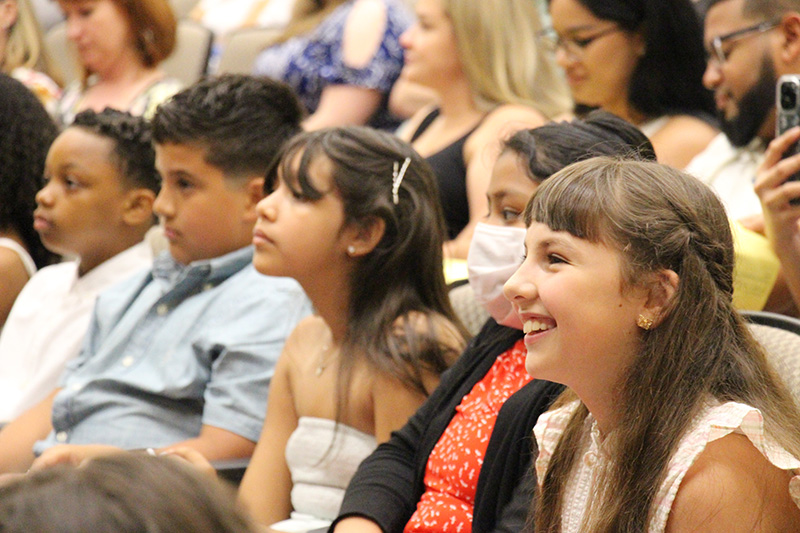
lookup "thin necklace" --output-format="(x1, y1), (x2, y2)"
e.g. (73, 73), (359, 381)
(316, 344), (337, 377)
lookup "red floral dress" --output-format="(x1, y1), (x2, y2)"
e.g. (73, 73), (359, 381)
(404, 339), (532, 532)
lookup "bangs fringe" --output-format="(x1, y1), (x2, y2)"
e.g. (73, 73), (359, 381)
(526, 159), (623, 244)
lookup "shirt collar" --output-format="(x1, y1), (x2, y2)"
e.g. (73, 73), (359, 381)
(152, 246), (254, 287)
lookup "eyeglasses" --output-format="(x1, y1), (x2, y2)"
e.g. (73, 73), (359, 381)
(537, 26), (622, 59)
(708, 19), (780, 66)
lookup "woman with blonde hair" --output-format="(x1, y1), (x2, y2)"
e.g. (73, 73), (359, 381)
(54, 0), (182, 126)
(0, 0), (61, 113)
(254, 0), (412, 131)
(398, 0), (571, 259)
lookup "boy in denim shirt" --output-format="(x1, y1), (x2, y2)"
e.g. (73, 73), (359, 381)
(0, 75), (312, 472)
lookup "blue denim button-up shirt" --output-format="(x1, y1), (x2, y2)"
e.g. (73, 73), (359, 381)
(34, 246), (312, 453)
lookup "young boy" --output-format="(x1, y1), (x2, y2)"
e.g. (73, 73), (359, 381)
(0, 109), (158, 423)
(0, 75), (312, 472)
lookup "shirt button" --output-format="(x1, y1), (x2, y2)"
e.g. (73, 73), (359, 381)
(156, 304), (169, 316)
(122, 356), (134, 367)
(56, 431), (68, 442)
(70, 383), (82, 391)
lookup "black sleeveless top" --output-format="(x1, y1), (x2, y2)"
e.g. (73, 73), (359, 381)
(411, 109), (484, 240)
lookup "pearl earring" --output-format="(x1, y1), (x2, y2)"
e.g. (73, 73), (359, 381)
(347, 245), (356, 256)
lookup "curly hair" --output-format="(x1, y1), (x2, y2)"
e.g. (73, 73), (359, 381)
(71, 109), (160, 193)
(0, 74), (58, 268)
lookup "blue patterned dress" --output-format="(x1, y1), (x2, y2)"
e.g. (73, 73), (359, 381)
(254, 0), (411, 130)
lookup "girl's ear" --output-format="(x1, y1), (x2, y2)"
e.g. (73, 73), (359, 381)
(779, 13), (800, 64)
(345, 216), (386, 257)
(641, 269), (679, 328)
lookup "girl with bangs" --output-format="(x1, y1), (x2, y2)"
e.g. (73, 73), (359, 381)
(504, 157), (800, 532)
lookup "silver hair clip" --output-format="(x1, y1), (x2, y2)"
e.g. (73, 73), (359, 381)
(392, 157), (411, 205)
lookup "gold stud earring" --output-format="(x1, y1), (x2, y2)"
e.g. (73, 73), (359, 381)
(637, 315), (654, 330)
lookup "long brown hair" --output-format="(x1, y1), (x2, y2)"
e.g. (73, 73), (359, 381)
(527, 157), (800, 532)
(266, 127), (468, 421)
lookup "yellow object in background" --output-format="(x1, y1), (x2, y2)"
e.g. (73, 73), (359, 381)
(444, 258), (469, 286)
(732, 221), (780, 311)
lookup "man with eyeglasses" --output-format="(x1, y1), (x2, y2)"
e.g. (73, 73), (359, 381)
(686, 0), (800, 228)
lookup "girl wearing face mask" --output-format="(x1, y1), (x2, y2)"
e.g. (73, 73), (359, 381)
(331, 110), (655, 533)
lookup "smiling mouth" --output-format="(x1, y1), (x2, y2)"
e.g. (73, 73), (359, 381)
(523, 319), (555, 334)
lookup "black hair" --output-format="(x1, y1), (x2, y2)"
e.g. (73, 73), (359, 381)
(152, 74), (305, 177)
(266, 126), (466, 408)
(551, 0), (716, 120)
(0, 74), (59, 268)
(504, 110), (657, 183)
(71, 109), (160, 193)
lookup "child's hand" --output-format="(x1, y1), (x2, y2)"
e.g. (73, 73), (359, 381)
(159, 446), (217, 478)
(29, 444), (124, 471)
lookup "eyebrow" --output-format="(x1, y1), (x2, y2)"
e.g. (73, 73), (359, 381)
(536, 235), (580, 255)
(561, 24), (602, 35)
(487, 190), (508, 202)
(489, 185), (536, 200)
(162, 169), (196, 181)
(53, 161), (84, 174)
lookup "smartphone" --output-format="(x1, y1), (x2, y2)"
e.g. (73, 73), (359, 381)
(776, 75), (800, 190)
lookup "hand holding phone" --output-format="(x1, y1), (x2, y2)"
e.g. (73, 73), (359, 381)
(775, 75), (800, 201)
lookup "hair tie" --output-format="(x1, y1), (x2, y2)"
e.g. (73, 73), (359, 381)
(392, 157), (411, 205)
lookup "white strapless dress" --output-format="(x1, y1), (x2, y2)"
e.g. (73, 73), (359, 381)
(271, 416), (377, 532)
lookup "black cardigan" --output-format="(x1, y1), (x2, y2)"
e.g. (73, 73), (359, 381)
(332, 320), (565, 533)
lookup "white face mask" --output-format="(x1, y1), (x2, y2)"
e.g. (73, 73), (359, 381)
(467, 222), (527, 329)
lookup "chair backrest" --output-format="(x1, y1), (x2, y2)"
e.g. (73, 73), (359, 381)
(161, 20), (212, 86)
(742, 310), (800, 404)
(216, 25), (282, 75)
(449, 282), (489, 337)
(43, 21), (80, 86)
(44, 20), (211, 88)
